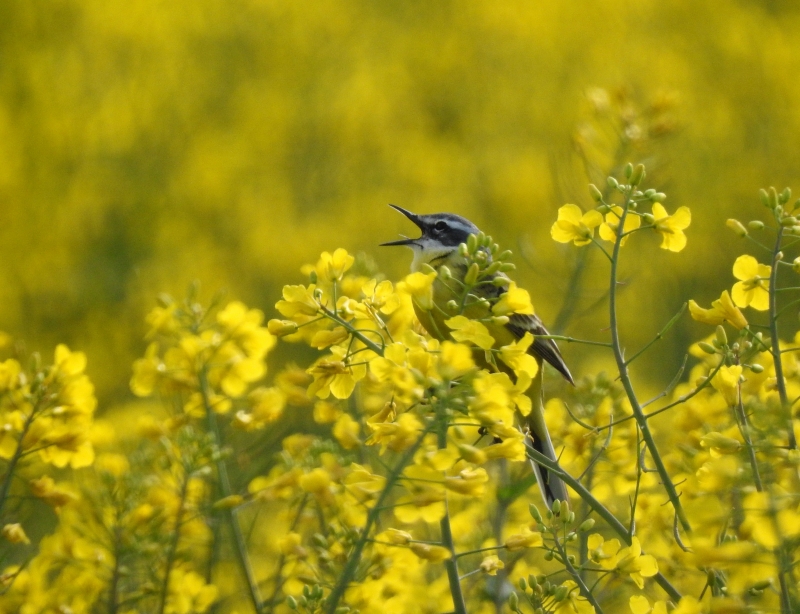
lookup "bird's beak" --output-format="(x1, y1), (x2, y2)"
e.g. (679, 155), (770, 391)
(380, 204), (424, 246)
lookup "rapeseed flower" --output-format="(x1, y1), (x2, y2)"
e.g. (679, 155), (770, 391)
(688, 290), (748, 329)
(599, 205), (641, 245)
(731, 254), (771, 311)
(445, 316), (495, 350)
(492, 282), (535, 316)
(651, 203), (691, 252)
(397, 271), (437, 311)
(551, 204), (603, 246)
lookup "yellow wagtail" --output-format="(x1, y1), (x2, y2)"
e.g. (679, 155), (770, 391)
(381, 205), (573, 506)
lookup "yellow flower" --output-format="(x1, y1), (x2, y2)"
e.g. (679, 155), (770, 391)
(332, 413), (360, 449)
(397, 271), (437, 311)
(551, 204), (603, 246)
(247, 386), (286, 426)
(1, 523), (29, 545)
(615, 537), (659, 588)
(165, 568), (218, 614)
(275, 284), (320, 318)
(307, 347), (367, 399)
(0, 359), (21, 392)
(629, 595), (668, 614)
(731, 255), (771, 311)
(443, 467), (489, 497)
(54, 344), (87, 377)
(700, 432), (741, 457)
(314, 248), (355, 282)
(651, 203), (691, 252)
(599, 205), (641, 245)
(313, 400), (342, 424)
(380, 528), (413, 545)
(688, 290), (748, 329)
(445, 316), (495, 350)
(366, 412), (423, 452)
(492, 282), (534, 316)
(299, 468), (332, 494)
(409, 542), (451, 562)
(711, 365), (741, 407)
(437, 341), (475, 380)
(480, 555), (505, 576)
(588, 533), (621, 569)
(498, 332), (539, 378)
(553, 581), (595, 614)
(504, 528), (544, 550)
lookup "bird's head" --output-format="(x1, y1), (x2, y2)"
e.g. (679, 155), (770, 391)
(380, 205), (480, 271)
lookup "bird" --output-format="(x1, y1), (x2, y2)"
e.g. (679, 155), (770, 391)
(381, 204), (573, 506)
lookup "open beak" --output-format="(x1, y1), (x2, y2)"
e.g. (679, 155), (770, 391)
(380, 204), (425, 246)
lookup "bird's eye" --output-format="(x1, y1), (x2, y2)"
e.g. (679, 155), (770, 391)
(434, 221), (448, 232)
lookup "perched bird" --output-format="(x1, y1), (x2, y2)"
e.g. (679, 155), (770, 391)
(381, 204), (573, 506)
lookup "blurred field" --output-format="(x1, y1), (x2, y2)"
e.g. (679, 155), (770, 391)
(2, 0), (800, 407)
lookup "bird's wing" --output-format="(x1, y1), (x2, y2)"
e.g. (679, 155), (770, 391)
(506, 313), (574, 385)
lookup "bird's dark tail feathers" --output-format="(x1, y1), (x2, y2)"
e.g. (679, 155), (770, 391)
(526, 367), (570, 508)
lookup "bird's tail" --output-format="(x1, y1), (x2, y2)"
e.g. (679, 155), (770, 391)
(526, 367), (569, 508)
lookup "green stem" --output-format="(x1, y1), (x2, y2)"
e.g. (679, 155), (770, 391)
(0, 408), (37, 517)
(524, 444), (682, 603)
(157, 467), (191, 614)
(532, 335), (612, 348)
(553, 535), (605, 614)
(607, 193), (691, 534)
(768, 227), (797, 449)
(733, 386), (762, 491)
(324, 430), (428, 614)
(624, 303), (687, 366)
(437, 406), (468, 614)
(199, 368), (263, 613)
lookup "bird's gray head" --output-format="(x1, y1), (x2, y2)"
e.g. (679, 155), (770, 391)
(380, 205), (481, 271)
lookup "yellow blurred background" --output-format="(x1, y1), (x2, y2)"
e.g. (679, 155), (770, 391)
(2, 0), (800, 408)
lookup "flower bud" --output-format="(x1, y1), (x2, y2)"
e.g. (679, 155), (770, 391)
(497, 249), (513, 261)
(579, 518), (595, 531)
(551, 499), (561, 515)
(607, 176), (619, 190)
(698, 342), (717, 355)
(726, 219), (748, 237)
(459, 243), (469, 257)
(597, 204), (610, 214)
(759, 189), (770, 207)
(642, 213), (655, 225)
(268, 319), (299, 337)
(781, 187), (792, 204)
(588, 183), (603, 201)
(644, 189), (656, 198)
(518, 577), (528, 591)
(749, 363), (764, 373)
(781, 216), (798, 227)
(654, 192), (667, 202)
(769, 187), (779, 208)
(287, 596), (298, 610)
(467, 234), (477, 253)
(543, 550), (554, 561)
(553, 586), (569, 602)
(499, 263), (516, 272)
(748, 220), (764, 230)
(492, 316), (510, 325)
(464, 263), (480, 286)
(508, 592), (519, 610)
(629, 163), (645, 186)
(446, 300), (459, 312)
(624, 162), (633, 179)
(529, 503), (543, 522)
(715, 325), (728, 347)
(794, 257), (800, 274)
